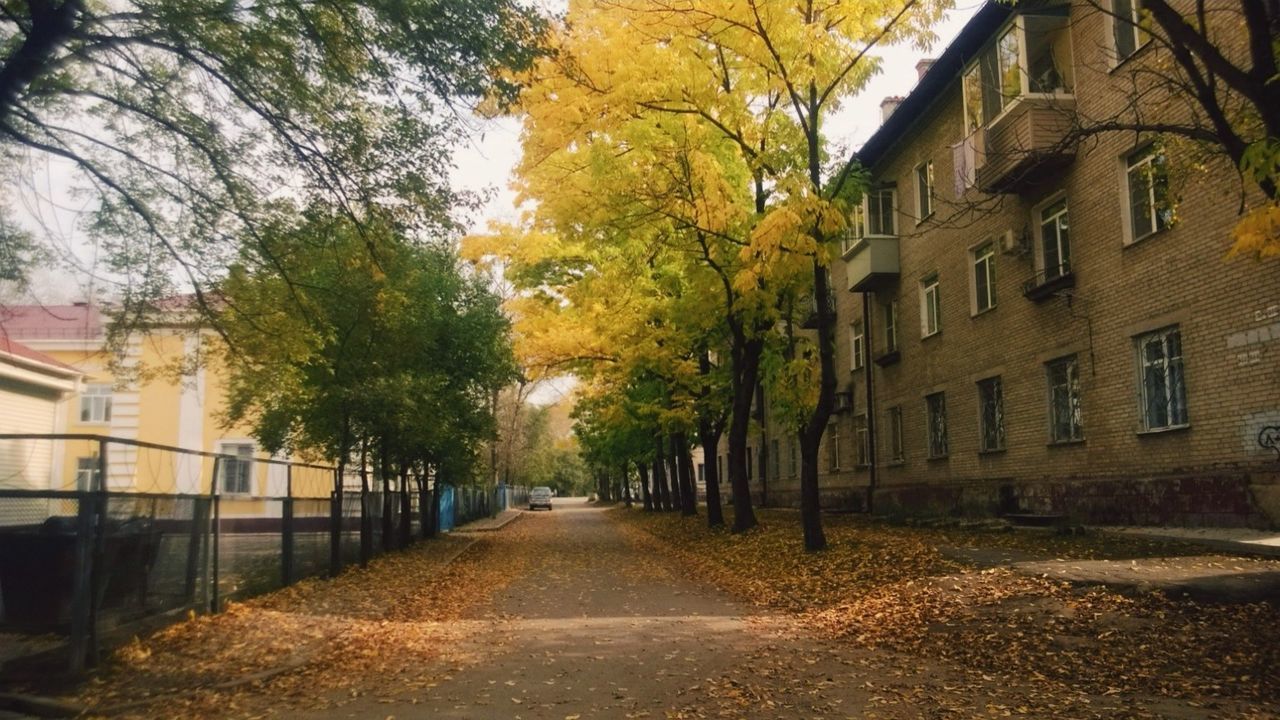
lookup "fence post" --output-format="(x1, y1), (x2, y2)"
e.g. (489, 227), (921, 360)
(68, 439), (104, 673)
(210, 456), (222, 613)
(183, 494), (208, 605)
(282, 464), (294, 587)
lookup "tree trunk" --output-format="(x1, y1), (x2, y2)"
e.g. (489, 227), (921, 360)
(399, 463), (412, 547)
(622, 463), (633, 507)
(697, 420), (724, 527)
(797, 260), (833, 551)
(665, 436), (682, 511)
(428, 471), (442, 538)
(653, 442), (672, 511)
(638, 462), (654, 511)
(379, 440), (394, 552)
(417, 469), (429, 540)
(675, 432), (697, 516)
(727, 336), (764, 532)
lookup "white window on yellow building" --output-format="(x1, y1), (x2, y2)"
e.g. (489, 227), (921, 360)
(79, 384), (112, 423)
(218, 442), (255, 495)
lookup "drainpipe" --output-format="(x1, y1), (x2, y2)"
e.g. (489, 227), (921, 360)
(862, 292), (878, 514)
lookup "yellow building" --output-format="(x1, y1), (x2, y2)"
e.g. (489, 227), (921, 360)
(1, 304), (330, 508)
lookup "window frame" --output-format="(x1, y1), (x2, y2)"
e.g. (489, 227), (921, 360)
(217, 441), (256, 496)
(971, 240), (997, 315)
(1046, 355), (1084, 443)
(915, 160), (934, 221)
(883, 299), (899, 353)
(827, 422), (842, 471)
(887, 405), (905, 463)
(770, 438), (780, 479)
(1123, 144), (1172, 244)
(920, 273), (941, 339)
(1109, 0), (1149, 67)
(854, 414), (870, 468)
(79, 384), (113, 424)
(788, 440), (798, 477)
(75, 456), (101, 491)
(925, 392), (948, 459)
(1135, 326), (1189, 432)
(961, 13), (1076, 132)
(977, 376), (1006, 453)
(1035, 195), (1071, 280)
(850, 319), (865, 370)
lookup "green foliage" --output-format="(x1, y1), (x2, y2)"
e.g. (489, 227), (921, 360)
(217, 207), (517, 475)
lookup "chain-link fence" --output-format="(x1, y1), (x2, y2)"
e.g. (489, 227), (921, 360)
(0, 434), (518, 674)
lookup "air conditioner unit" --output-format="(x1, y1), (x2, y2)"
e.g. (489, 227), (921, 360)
(834, 391), (853, 413)
(999, 228), (1022, 256)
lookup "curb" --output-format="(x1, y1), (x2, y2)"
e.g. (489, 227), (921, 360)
(1093, 529), (1280, 559)
(454, 510), (525, 533)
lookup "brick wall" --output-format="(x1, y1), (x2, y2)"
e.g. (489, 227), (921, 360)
(722, 1), (1280, 528)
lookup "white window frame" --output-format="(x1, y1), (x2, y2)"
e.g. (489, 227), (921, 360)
(1123, 144), (1172, 244)
(846, 188), (897, 250)
(920, 274), (941, 338)
(887, 405), (905, 463)
(75, 456), (101, 491)
(971, 241), (997, 315)
(925, 392), (948, 459)
(915, 160), (934, 220)
(1109, 0), (1148, 66)
(850, 320), (865, 370)
(1046, 355), (1084, 443)
(79, 384), (113, 424)
(1136, 326), (1188, 431)
(962, 14), (1076, 131)
(977, 376), (1006, 452)
(788, 440), (797, 477)
(883, 299), (899, 353)
(218, 441), (256, 496)
(1035, 195), (1071, 280)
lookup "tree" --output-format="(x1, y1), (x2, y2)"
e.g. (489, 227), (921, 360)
(1, 0), (546, 323)
(217, 207), (516, 560)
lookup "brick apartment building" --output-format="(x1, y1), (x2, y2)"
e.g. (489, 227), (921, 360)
(711, 0), (1280, 527)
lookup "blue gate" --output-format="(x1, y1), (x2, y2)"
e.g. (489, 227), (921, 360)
(438, 484), (455, 532)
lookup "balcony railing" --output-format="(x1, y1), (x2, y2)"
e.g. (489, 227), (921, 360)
(975, 95), (1077, 194)
(1022, 261), (1074, 302)
(843, 236), (900, 293)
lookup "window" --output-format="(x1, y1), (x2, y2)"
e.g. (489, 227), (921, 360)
(697, 463), (705, 485)
(1047, 356), (1083, 442)
(915, 161), (934, 219)
(1039, 198), (1071, 280)
(770, 439), (780, 479)
(887, 406), (904, 462)
(1137, 326), (1187, 430)
(854, 414), (870, 467)
(925, 392), (948, 458)
(920, 274), (941, 338)
(972, 242), (997, 314)
(79, 384), (112, 423)
(788, 440), (797, 477)
(850, 320), (865, 370)
(826, 422), (841, 471)
(962, 13), (1074, 130)
(219, 443), (255, 495)
(75, 457), (101, 491)
(848, 188), (897, 244)
(1126, 145), (1172, 242)
(883, 300), (899, 353)
(1112, 0), (1145, 63)
(977, 376), (1006, 452)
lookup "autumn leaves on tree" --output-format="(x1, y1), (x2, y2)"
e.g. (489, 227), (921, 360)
(466, 0), (947, 550)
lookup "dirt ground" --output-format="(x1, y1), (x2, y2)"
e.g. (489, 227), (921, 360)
(44, 499), (1280, 719)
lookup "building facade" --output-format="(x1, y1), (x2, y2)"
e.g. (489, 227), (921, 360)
(729, 0), (1280, 527)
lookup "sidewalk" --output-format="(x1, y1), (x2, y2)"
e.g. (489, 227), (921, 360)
(1098, 525), (1280, 558)
(454, 508), (523, 532)
(1009, 554), (1280, 603)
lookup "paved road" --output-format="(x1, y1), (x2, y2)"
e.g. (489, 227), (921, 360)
(306, 498), (870, 719)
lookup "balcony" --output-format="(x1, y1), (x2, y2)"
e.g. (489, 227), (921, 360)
(975, 95), (1076, 194)
(1022, 261), (1074, 302)
(843, 236), (900, 293)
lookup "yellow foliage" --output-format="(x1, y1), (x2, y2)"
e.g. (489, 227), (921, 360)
(1228, 203), (1280, 261)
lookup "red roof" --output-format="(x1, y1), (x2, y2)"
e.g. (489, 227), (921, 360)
(0, 304), (104, 341)
(0, 334), (81, 375)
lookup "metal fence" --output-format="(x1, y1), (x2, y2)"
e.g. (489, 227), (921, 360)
(0, 434), (519, 674)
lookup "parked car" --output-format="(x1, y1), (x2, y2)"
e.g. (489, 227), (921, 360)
(529, 486), (553, 511)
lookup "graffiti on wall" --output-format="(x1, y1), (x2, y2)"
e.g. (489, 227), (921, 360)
(1261, 426), (1280, 460)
